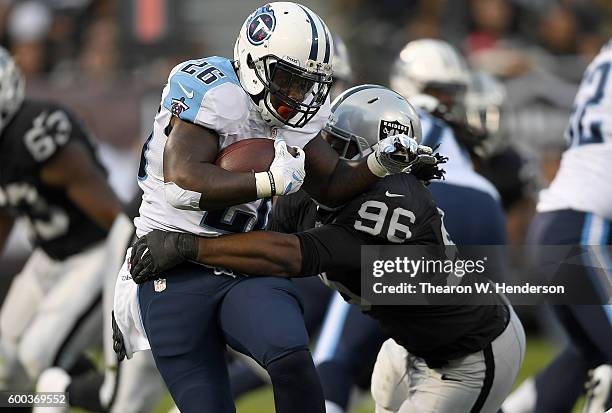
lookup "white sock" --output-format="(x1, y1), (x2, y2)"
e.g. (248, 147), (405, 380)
(325, 400), (345, 413)
(501, 377), (536, 413)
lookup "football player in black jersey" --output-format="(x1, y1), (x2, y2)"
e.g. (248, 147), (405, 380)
(0, 47), (124, 404)
(129, 85), (525, 413)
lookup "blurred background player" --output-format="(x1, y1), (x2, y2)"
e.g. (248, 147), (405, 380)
(0, 46), (123, 400)
(501, 39), (612, 413)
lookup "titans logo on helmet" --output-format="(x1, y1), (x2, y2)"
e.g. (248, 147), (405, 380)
(247, 5), (276, 46)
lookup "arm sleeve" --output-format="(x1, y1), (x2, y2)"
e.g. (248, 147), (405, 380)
(295, 223), (363, 276)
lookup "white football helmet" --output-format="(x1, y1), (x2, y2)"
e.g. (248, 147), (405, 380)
(234, 2), (333, 128)
(0, 47), (24, 133)
(390, 39), (469, 111)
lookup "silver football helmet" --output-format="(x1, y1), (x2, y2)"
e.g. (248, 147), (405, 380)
(323, 84), (422, 160)
(0, 47), (24, 133)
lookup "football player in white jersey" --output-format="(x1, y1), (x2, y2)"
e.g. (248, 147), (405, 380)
(112, 3), (434, 413)
(502, 40), (612, 413)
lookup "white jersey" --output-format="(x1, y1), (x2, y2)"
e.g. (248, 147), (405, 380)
(538, 42), (612, 220)
(135, 56), (330, 237)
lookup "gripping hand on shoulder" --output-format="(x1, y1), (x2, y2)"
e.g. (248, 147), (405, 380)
(255, 140), (305, 197)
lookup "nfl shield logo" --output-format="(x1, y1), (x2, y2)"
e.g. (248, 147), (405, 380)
(379, 120), (411, 140)
(154, 278), (166, 292)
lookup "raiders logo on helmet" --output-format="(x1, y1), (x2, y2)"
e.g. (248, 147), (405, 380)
(379, 119), (411, 140)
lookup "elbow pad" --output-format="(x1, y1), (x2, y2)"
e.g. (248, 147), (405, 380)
(163, 181), (201, 210)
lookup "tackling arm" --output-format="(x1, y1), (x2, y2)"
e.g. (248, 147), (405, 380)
(129, 224), (360, 283)
(196, 231), (302, 276)
(301, 135), (378, 208)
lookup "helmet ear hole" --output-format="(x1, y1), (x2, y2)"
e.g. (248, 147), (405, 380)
(246, 54), (255, 69)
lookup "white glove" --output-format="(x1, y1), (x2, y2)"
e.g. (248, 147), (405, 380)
(367, 134), (436, 177)
(255, 140), (306, 197)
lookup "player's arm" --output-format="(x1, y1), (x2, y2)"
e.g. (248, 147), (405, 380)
(129, 224), (360, 283)
(301, 135), (378, 207)
(163, 118), (259, 210)
(40, 140), (122, 231)
(0, 207), (15, 255)
(302, 133), (434, 208)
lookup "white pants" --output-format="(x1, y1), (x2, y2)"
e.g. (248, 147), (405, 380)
(371, 307), (526, 413)
(0, 242), (106, 388)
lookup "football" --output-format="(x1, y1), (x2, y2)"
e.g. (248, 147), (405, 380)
(214, 138), (275, 173)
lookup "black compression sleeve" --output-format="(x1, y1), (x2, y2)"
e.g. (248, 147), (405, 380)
(295, 224), (361, 276)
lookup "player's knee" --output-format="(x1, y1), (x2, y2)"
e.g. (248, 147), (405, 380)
(267, 350), (322, 398)
(267, 349), (316, 382)
(17, 342), (48, 380)
(267, 350), (325, 413)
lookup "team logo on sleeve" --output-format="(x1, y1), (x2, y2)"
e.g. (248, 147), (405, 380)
(171, 96), (189, 116)
(247, 5), (276, 45)
(379, 120), (411, 140)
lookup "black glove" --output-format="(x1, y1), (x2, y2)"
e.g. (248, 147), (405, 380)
(129, 230), (198, 284)
(111, 311), (126, 362)
(411, 146), (448, 184)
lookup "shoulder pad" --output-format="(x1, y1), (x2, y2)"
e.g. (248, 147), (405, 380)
(162, 57), (249, 133)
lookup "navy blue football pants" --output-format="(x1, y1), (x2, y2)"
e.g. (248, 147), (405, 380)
(138, 263), (313, 413)
(527, 209), (612, 413)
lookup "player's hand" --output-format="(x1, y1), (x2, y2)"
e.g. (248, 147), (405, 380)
(269, 140), (306, 195)
(367, 134), (437, 176)
(129, 230), (198, 284)
(111, 311), (127, 362)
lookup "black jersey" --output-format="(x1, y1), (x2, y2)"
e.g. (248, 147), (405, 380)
(0, 100), (108, 259)
(291, 173), (508, 364)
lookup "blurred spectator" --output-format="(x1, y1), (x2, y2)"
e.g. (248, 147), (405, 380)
(78, 17), (119, 81)
(465, 0), (518, 55)
(7, 0), (52, 77)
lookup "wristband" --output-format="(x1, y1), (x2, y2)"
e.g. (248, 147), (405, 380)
(366, 152), (388, 178)
(254, 171), (276, 198)
(177, 233), (198, 261)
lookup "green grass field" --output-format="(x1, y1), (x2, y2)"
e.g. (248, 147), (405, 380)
(147, 336), (585, 413)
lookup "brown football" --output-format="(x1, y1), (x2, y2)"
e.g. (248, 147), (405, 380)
(214, 138), (275, 173)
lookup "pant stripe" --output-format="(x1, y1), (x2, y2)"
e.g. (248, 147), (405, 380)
(469, 344), (495, 413)
(52, 292), (103, 367)
(313, 292), (350, 364)
(580, 213), (612, 324)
